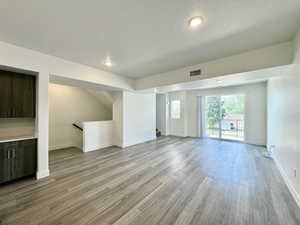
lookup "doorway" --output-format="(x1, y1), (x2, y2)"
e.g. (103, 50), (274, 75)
(203, 94), (245, 141)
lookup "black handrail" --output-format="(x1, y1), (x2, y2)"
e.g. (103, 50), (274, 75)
(72, 123), (83, 131)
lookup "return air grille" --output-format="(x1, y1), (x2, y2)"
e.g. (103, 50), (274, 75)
(190, 69), (201, 77)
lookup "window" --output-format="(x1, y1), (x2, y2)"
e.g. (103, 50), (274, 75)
(171, 100), (181, 119)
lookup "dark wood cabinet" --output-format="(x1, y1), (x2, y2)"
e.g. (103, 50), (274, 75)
(22, 140), (37, 177)
(0, 139), (37, 184)
(0, 70), (36, 118)
(0, 142), (12, 183)
(0, 72), (12, 117)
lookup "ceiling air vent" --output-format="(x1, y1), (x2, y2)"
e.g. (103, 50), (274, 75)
(190, 69), (201, 77)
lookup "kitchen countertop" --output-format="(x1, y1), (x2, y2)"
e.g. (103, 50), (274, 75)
(0, 135), (37, 143)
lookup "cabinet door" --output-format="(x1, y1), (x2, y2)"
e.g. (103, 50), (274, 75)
(21, 139), (37, 177)
(0, 72), (12, 117)
(10, 141), (24, 180)
(11, 139), (37, 179)
(0, 143), (12, 184)
(12, 73), (36, 118)
(0, 140), (37, 183)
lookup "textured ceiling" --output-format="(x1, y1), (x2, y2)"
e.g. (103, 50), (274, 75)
(0, 0), (300, 78)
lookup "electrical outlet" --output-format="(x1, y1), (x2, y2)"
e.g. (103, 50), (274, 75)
(294, 169), (297, 178)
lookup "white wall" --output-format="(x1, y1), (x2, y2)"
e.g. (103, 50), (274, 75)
(187, 83), (267, 145)
(36, 72), (49, 179)
(49, 83), (112, 150)
(85, 89), (114, 112)
(267, 28), (300, 206)
(112, 92), (123, 147)
(267, 76), (300, 206)
(123, 92), (156, 147)
(156, 94), (167, 135)
(113, 91), (157, 148)
(167, 91), (188, 137)
(136, 42), (293, 90)
(157, 83), (267, 145)
(83, 121), (113, 152)
(294, 29), (300, 63)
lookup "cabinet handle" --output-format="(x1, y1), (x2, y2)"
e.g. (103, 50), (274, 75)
(7, 150), (10, 159)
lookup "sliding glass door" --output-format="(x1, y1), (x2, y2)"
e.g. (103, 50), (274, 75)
(204, 96), (222, 139)
(204, 95), (245, 141)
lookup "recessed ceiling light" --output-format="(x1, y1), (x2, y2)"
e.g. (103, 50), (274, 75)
(104, 57), (113, 67)
(217, 80), (223, 84)
(189, 16), (203, 28)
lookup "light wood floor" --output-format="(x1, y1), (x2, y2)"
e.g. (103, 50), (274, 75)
(1, 137), (300, 225)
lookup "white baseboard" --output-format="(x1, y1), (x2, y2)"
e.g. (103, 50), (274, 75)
(122, 136), (156, 148)
(83, 143), (113, 152)
(273, 156), (300, 208)
(36, 169), (50, 179)
(49, 143), (74, 151)
(244, 139), (266, 146)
